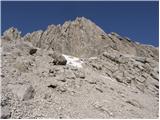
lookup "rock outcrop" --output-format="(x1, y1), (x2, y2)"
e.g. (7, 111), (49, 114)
(1, 17), (159, 119)
(2, 27), (21, 41)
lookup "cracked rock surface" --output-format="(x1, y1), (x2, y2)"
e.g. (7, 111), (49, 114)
(1, 17), (159, 119)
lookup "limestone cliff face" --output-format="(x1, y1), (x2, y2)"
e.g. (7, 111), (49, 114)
(4, 17), (154, 59)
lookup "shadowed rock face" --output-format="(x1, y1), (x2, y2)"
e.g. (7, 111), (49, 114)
(1, 17), (159, 119)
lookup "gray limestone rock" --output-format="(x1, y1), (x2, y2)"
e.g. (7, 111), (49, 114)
(8, 84), (35, 101)
(74, 70), (85, 79)
(64, 70), (75, 79)
(2, 27), (21, 41)
(1, 17), (159, 119)
(49, 52), (67, 65)
(1, 106), (11, 119)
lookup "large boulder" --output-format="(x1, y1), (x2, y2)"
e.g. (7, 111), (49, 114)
(8, 84), (35, 101)
(49, 52), (67, 65)
(1, 106), (11, 119)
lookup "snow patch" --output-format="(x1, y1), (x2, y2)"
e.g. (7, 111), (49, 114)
(89, 57), (97, 60)
(62, 54), (83, 68)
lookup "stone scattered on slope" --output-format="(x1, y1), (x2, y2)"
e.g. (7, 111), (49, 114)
(8, 84), (35, 101)
(49, 52), (67, 65)
(29, 48), (37, 55)
(1, 106), (11, 119)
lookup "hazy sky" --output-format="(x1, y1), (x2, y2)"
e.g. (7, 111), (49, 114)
(2, 1), (159, 46)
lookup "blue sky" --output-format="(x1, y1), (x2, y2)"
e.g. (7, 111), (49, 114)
(1, 1), (159, 46)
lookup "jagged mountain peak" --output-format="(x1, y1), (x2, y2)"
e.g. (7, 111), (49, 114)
(2, 17), (158, 60)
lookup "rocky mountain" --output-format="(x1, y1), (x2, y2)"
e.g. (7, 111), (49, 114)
(1, 17), (159, 118)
